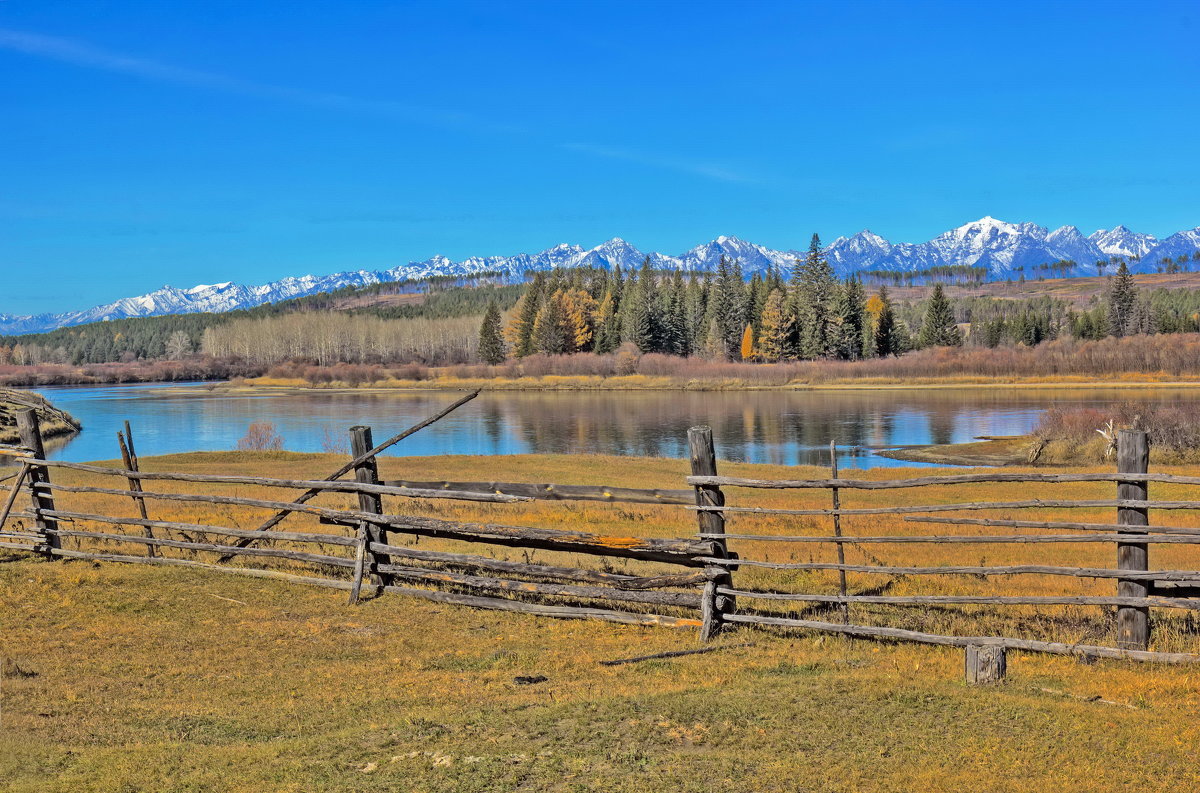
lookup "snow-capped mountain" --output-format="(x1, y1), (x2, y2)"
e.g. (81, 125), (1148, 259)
(3, 218), (1197, 335)
(824, 217), (1118, 278)
(677, 235), (798, 274)
(1089, 225), (1158, 259)
(1142, 229), (1200, 268)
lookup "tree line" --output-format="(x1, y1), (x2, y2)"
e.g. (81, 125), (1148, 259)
(478, 235), (964, 364)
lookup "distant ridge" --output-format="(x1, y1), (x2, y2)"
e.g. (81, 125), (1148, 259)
(2, 217), (1197, 335)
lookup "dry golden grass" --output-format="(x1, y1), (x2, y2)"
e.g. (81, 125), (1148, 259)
(4, 451), (1200, 790)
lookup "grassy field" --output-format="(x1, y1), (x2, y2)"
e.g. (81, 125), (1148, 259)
(4, 451), (1200, 791)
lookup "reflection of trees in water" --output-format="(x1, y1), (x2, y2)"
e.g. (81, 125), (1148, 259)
(481, 392), (976, 464)
(928, 409), (957, 447)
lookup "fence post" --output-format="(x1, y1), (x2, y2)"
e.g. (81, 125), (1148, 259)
(965, 644), (1006, 684)
(15, 409), (59, 558)
(1116, 429), (1150, 651)
(118, 425), (155, 557)
(350, 425), (391, 593)
(688, 426), (732, 641)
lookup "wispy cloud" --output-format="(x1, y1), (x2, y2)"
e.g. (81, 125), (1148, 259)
(0, 27), (756, 185)
(0, 27), (494, 131)
(560, 143), (756, 184)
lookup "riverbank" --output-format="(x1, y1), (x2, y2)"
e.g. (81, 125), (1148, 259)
(227, 373), (1200, 393)
(0, 388), (80, 445)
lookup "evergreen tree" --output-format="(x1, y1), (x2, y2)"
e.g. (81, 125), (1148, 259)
(593, 290), (620, 353)
(1106, 261), (1137, 337)
(794, 234), (836, 359)
(711, 256), (747, 359)
(832, 277), (866, 360)
(917, 283), (962, 348)
(663, 271), (688, 356)
(873, 286), (898, 357)
(477, 301), (506, 364)
(532, 291), (568, 354)
(507, 272), (546, 357)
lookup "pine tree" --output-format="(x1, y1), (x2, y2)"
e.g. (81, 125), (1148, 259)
(477, 301), (506, 364)
(532, 291), (568, 354)
(593, 290), (620, 354)
(663, 272), (687, 356)
(711, 256), (747, 359)
(756, 289), (789, 362)
(794, 234), (836, 359)
(1106, 261), (1137, 337)
(917, 283), (961, 348)
(740, 324), (755, 361)
(507, 272), (546, 357)
(873, 286), (898, 357)
(832, 277), (866, 360)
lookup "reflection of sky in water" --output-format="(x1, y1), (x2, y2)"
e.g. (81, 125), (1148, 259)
(31, 382), (1190, 469)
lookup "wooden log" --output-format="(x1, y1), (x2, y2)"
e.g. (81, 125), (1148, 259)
(369, 540), (709, 589)
(698, 556), (1200, 580)
(376, 582), (702, 629)
(907, 516), (1200, 536)
(0, 462), (30, 534)
(829, 440), (848, 624)
(689, 426), (732, 640)
(36, 460), (529, 503)
(965, 645), (1006, 684)
(382, 479), (695, 505)
(15, 409), (58, 556)
(38, 509), (358, 546)
(51, 548), (701, 630)
(44, 528), (356, 568)
(691, 499), (1200, 517)
(118, 426), (155, 557)
(32, 482), (715, 564)
(49, 548), (356, 590)
(699, 531), (1200, 544)
(233, 389), (481, 544)
(373, 562), (702, 608)
(1117, 430), (1151, 651)
(715, 587), (1200, 611)
(686, 471), (1200, 490)
(0, 540), (40, 551)
(721, 613), (1200, 664)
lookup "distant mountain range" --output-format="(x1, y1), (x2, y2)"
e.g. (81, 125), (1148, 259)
(3, 217), (1198, 336)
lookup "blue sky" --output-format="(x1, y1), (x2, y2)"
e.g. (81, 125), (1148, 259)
(2, 0), (1198, 315)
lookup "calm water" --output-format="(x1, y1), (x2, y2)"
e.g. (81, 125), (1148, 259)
(30, 382), (1200, 469)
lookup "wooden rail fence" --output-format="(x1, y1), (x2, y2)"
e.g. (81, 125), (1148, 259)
(4, 403), (1200, 682)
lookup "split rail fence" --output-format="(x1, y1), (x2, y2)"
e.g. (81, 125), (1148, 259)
(5, 403), (1200, 678)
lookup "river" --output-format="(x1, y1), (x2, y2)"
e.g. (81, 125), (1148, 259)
(28, 382), (1199, 469)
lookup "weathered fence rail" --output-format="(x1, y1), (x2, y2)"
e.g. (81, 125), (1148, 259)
(5, 404), (1200, 681)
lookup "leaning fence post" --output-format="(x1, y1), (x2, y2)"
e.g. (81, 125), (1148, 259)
(118, 424), (155, 558)
(1116, 429), (1150, 651)
(15, 409), (59, 558)
(688, 426), (732, 640)
(350, 425), (391, 593)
